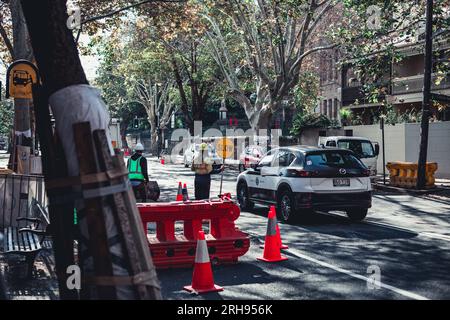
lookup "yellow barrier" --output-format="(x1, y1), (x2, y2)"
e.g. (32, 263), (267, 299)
(386, 162), (438, 189)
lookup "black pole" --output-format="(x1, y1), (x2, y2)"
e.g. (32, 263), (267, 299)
(417, 0), (434, 189)
(381, 116), (386, 185)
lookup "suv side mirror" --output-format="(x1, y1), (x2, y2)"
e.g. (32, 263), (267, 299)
(374, 143), (380, 156)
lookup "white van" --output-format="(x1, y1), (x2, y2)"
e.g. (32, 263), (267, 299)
(318, 136), (380, 177)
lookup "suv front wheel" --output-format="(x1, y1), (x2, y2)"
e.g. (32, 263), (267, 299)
(346, 208), (368, 221)
(237, 181), (254, 211)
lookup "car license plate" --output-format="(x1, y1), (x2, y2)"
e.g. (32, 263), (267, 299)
(333, 178), (350, 187)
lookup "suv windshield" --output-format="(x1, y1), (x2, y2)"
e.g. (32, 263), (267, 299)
(337, 140), (375, 158)
(305, 151), (366, 169)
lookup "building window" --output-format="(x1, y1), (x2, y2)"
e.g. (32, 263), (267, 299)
(334, 50), (340, 80)
(323, 100), (328, 116)
(328, 56), (333, 82)
(334, 98), (339, 119)
(328, 99), (333, 119)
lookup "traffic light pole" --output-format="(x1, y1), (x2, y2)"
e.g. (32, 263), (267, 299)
(417, 0), (434, 189)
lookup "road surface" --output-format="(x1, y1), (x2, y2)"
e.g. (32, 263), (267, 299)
(147, 158), (450, 300)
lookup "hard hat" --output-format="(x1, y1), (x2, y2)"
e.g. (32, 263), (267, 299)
(135, 143), (144, 151)
(199, 143), (208, 151)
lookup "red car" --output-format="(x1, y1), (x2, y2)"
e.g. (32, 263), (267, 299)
(239, 145), (265, 172)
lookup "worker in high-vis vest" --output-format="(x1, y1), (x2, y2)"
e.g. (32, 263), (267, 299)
(127, 143), (149, 202)
(191, 142), (223, 200)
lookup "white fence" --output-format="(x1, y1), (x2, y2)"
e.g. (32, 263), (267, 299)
(345, 122), (450, 179)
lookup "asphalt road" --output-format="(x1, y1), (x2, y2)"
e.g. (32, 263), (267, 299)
(143, 157), (450, 300)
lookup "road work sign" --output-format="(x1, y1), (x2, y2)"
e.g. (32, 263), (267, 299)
(216, 137), (234, 159)
(6, 60), (40, 99)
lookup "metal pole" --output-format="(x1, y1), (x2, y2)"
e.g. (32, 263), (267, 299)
(417, 0), (434, 189)
(381, 117), (386, 185)
(219, 156), (225, 196)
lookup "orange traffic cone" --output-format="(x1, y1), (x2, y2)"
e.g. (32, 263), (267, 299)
(276, 224), (289, 250)
(260, 217), (288, 250)
(257, 207), (288, 262)
(184, 231), (223, 294)
(182, 183), (189, 201)
(176, 182), (183, 201)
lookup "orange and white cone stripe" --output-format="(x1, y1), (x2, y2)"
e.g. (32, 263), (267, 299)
(257, 207), (288, 262)
(176, 182), (183, 201)
(184, 231), (223, 294)
(260, 207), (289, 250)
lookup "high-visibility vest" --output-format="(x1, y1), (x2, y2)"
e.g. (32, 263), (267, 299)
(128, 156), (145, 181)
(192, 151), (213, 175)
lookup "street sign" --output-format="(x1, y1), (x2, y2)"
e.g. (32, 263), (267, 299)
(6, 60), (40, 99)
(216, 137), (234, 159)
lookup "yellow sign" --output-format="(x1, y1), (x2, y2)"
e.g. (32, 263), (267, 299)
(216, 138), (234, 159)
(6, 60), (40, 99)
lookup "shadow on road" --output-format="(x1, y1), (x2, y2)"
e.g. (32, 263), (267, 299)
(243, 205), (418, 241)
(158, 261), (277, 300)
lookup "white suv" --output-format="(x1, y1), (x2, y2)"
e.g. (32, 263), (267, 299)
(236, 146), (372, 223)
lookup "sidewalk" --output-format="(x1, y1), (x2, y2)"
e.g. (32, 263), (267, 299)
(372, 176), (450, 200)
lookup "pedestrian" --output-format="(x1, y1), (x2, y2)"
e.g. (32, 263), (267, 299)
(191, 142), (223, 200)
(127, 143), (149, 202)
(191, 143), (212, 200)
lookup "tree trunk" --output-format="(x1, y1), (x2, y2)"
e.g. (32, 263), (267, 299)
(170, 53), (193, 134)
(254, 105), (273, 131)
(150, 125), (158, 155)
(19, 0), (86, 299)
(120, 119), (129, 148)
(21, 0), (161, 300)
(20, 0), (88, 95)
(10, 0), (33, 61)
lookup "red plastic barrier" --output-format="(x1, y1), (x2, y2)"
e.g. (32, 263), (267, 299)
(137, 197), (250, 269)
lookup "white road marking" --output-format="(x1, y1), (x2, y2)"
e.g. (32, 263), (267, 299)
(420, 232), (450, 242)
(361, 220), (450, 243)
(286, 248), (430, 300)
(323, 212), (450, 243)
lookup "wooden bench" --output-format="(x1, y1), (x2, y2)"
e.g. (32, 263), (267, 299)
(1, 199), (50, 278)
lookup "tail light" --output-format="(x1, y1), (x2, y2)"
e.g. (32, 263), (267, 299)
(362, 169), (371, 177)
(286, 169), (319, 177)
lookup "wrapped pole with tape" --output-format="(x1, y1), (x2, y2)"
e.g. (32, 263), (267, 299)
(20, 0), (160, 299)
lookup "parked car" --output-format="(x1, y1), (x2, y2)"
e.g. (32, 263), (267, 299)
(238, 145), (265, 172)
(236, 146), (372, 223)
(183, 143), (223, 170)
(318, 136), (379, 177)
